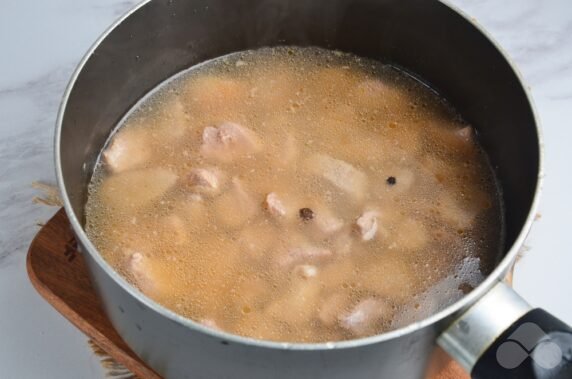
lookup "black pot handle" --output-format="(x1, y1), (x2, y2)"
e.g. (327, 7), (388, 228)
(438, 282), (572, 379)
(472, 308), (572, 379)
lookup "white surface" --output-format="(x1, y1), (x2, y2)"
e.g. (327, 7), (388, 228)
(0, 0), (571, 378)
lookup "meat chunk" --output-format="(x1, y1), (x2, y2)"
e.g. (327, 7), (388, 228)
(264, 280), (322, 326)
(186, 168), (223, 195)
(352, 78), (413, 116)
(430, 124), (477, 156)
(331, 231), (354, 256)
(293, 264), (318, 279)
(213, 178), (258, 228)
(305, 154), (368, 200)
(201, 122), (260, 162)
(437, 194), (480, 230)
(268, 133), (298, 167)
(178, 195), (207, 226)
(339, 298), (390, 336)
(264, 192), (286, 217)
(456, 126), (474, 143)
(102, 127), (151, 173)
(299, 203), (344, 236)
(319, 293), (349, 326)
(125, 252), (171, 298)
(126, 252), (149, 289)
(156, 97), (189, 139)
(420, 156), (456, 186)
(354, 210), (380, 241)
(312, 205), (344, 236)
(100, 168), (178, 212)
(162, 215), (188, 245)
(238, 222), (277, 259)
(199, 318), (222, 331)
(277, 244), (332, 267)
(315, 214), (344, 235)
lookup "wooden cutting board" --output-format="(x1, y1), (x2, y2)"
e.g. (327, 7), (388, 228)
(27, 208), (471, 379)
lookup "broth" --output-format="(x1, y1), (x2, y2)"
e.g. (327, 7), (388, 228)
(85, 47), (503, 342)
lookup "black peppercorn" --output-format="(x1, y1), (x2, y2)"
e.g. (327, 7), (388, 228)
(386, 176), (396, 185)
(299, 208), (314, 221)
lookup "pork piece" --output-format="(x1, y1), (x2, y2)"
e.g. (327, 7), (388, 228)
(354, 210), (380, 241)
(339, 298), (390, 336)
(267, 133), (298, 168)
(324, 125), (386, 164)
(331, 231), (354, 256)
(213, 178), (258, 228)
(201, 122), (260, 162)
(199, 319), (222, 331)
(99, 168), (178, 212)
(178, 194), (207, 226)
(125, 252), (170, 298)
(293, 264), (318, 279)
(264, 279), (322, 326)
(264, 192), (286, 217)
(238, 221), (278, 259)
(126, 252), (151, 292)
(277, 244), (332, 267)
(420, 156), (455, 185)
(311, 204), (344, 236)
(456, 126), (474, 143)
(162, 215), (188, 245)
(430, 168), (492, 230)
(430, 124), (477, 156)
(319, 293), (349, 326)
(351, 78), (412, 115)
(186, 167), (224, 195)
(156, 97), (189, 139)
(305, 154), (367, 200)
(102, 127), (151, 173)
(437, 193), (481, 230)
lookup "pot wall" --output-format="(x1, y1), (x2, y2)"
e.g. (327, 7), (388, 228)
(58, 0), (540, 377)
(84, 244), (439, 378)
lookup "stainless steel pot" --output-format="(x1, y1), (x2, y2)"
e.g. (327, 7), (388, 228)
(55, 1), (572, 378)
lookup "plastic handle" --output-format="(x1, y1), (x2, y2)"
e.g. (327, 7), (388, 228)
(471, 308), (572, 379)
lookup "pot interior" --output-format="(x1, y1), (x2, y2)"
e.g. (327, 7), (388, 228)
(59, 0), (539, 286)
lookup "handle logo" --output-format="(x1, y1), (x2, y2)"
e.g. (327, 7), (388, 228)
(496, 322), (563, 369)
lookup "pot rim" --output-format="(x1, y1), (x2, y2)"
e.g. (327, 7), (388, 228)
(54, 0), (544, 351)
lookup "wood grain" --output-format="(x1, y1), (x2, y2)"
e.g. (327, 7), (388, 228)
(27, 208), (478, 379)
(27, 208), (160, 379)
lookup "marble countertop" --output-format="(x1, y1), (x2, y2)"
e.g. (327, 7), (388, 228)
(1, 0), (571, 377)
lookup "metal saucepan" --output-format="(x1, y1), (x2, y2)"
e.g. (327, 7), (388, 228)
(55, 0), (572, 378)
